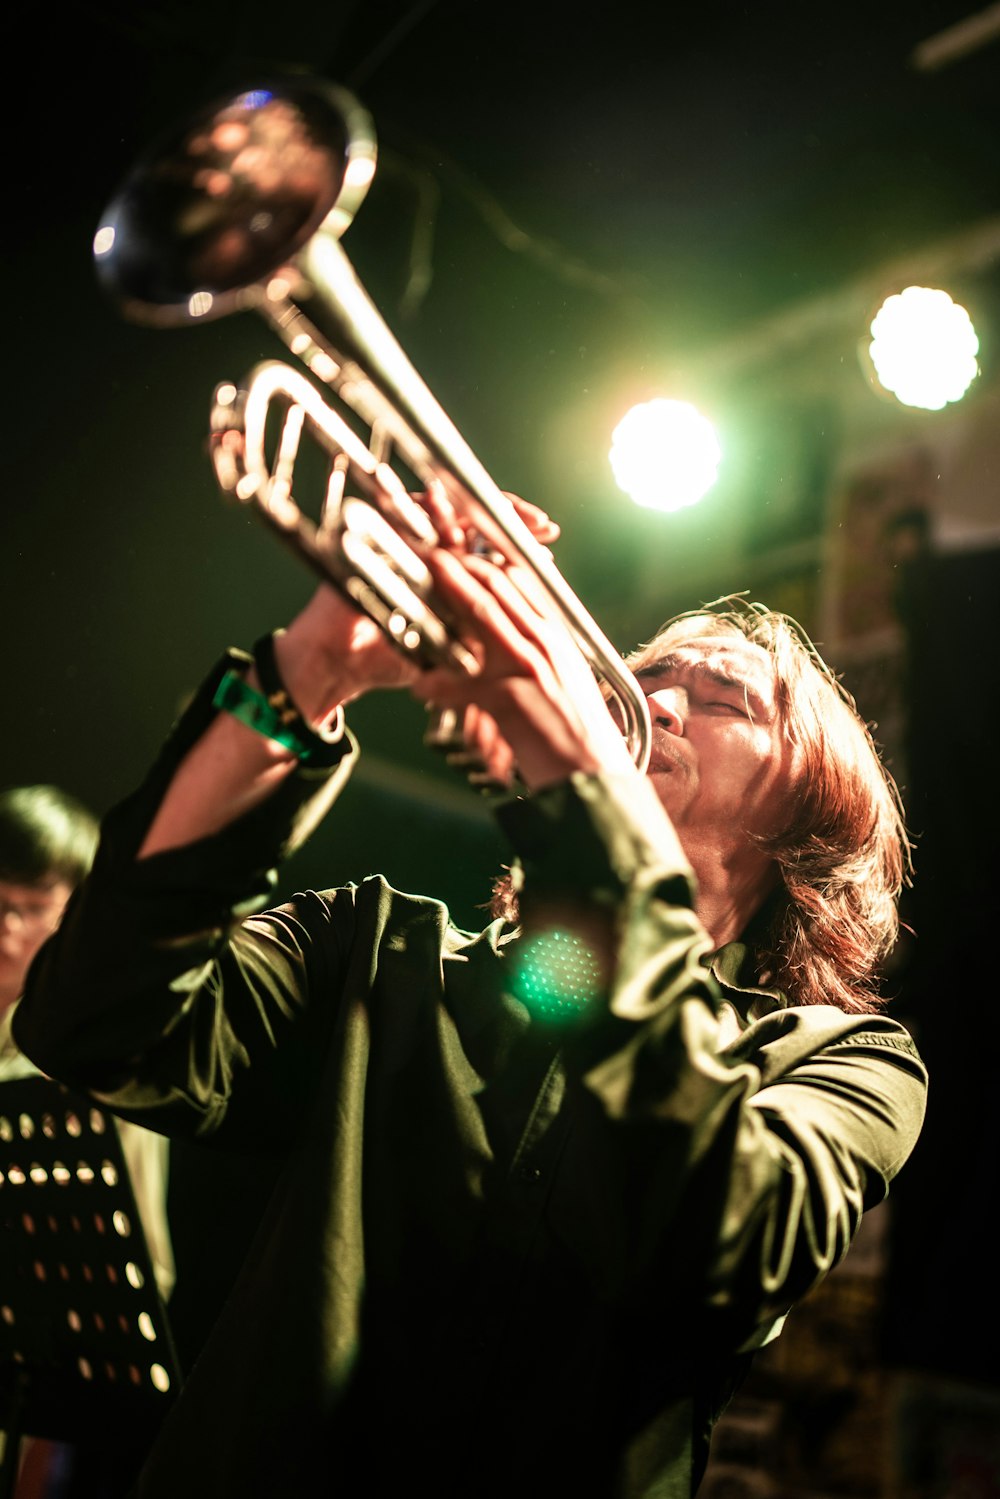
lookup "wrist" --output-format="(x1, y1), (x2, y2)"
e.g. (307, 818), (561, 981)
(277, 585), (410, 716)
(245, 630), (348, 758)
(270, 621), (356, 727)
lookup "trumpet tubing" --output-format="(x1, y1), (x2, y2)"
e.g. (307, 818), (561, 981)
(94, 77), (652, 775)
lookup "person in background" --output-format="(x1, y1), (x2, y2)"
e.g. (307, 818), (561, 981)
(14, 492), (928, 1498)
(1, 784), (174, 1499)
(1, 785), (100, 1065)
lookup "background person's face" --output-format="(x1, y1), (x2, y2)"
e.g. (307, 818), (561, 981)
(0, 877), (73, 1010)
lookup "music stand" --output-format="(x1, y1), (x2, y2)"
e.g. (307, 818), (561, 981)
(0, 1075), (181, 1498)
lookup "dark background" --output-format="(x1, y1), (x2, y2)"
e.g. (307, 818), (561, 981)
(4, 0), (1000, 1427)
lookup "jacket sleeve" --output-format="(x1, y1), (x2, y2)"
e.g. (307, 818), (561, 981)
(496, 769), (928, 1344)
(13, 651), (362, 1150)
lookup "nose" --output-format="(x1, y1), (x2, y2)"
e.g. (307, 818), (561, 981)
(646, 686), (686, 735)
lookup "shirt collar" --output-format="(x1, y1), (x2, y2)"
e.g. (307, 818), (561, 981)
(708, 938), (786, 1021)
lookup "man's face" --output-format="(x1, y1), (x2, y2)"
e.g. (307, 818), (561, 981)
(0, 877), (73, 1009)
(633, 633), (799, 855)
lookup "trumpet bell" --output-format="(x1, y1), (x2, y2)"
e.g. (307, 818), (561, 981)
(93, 79), (377, 325)
(93, 75), (652, 777)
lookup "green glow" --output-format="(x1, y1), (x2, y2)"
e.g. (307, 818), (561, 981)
(609, 398), (722, 512)
(869, 286), (980, 411)
(509, 929), (601, 1022)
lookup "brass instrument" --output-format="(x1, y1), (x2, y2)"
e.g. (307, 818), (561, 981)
(93, 77), (651, 774)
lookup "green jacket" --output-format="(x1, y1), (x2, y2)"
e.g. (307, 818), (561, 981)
(15, 652), (927, 1498)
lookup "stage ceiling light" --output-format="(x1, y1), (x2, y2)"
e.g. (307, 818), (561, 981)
(609, 398), (722, 512)
(868, 286), (980, 411)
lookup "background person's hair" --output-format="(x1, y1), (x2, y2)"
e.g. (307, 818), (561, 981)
(0, 784), (100, 888)
(626, 597), (911, 1014)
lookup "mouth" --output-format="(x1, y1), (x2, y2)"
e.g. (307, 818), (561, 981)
(647, 741), (687, 775)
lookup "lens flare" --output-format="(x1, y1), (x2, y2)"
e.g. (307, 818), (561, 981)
(509, 929), (601, 1022)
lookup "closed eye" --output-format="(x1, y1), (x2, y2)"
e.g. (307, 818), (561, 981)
(706, 698), (756, 722)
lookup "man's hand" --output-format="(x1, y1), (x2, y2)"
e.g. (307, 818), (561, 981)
(139, 483), (569, 856)
(275, 479), (562, 730)
(412, 549), (636, 792)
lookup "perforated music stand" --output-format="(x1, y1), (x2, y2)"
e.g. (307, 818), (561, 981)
(0, 1075), (181, 1497)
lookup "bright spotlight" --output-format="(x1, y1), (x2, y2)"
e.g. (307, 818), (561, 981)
(609, 399), (722, 512)
(869, 286), (980, 411)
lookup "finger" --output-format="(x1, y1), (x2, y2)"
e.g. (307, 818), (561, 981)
(502, 492), (561, 543)
(419, 478), (465, 548)
(373, 463), (437, 544)
(473, 710), (517, 789)
(488, 559), (563, 625)
(419, 699), (515, 789)
(487, 733), (517, 788)
(414, 665), (492, 709)
(444, 704), (515, 790)
(424, 551), (547, 675)
(461, 555), (575, 660)
(441, 704), (489, 772)
(464, 561), (623, 738)
(438, 555), (592, 710)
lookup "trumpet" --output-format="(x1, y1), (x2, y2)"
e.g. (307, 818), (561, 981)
(93, 77), (651, 774)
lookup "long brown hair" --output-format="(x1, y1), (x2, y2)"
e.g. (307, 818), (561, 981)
(492, 598), (911, 1014)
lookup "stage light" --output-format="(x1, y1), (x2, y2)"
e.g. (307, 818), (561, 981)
(609, 399), (722, 512)
(868, 286), (980, 410)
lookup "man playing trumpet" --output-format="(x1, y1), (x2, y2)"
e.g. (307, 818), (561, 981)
(15, 488), (926, 1498)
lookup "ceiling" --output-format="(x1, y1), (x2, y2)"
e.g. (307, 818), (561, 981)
(15, 1), (1000, 481)
(24, 2), (1000, 307)
(5, 0), (1000, 913)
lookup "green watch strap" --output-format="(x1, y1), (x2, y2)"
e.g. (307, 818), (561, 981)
(212, 670), (313, 759)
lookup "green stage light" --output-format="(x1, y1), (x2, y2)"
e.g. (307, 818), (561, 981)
(869, 286), (980, 411)
(609, 398), (722, 512)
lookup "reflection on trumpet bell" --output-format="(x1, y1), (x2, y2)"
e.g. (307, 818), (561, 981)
(93, 79), (377, 323)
